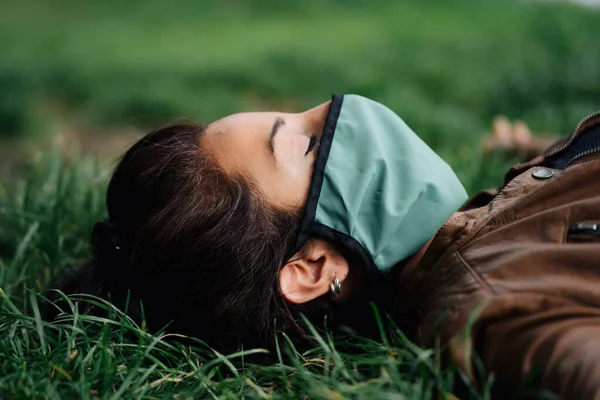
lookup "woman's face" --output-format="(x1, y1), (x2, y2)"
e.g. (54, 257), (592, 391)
(201, 100), (331, 211)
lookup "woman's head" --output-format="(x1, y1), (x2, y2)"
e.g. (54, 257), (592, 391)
(50, 94), (467, 350)
(84, 100), (353, 350)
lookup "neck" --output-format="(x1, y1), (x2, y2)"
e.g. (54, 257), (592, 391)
(388, 236), (435, 280)
(337, 239), (434, 304)
(396, 211), (463, 277)
(404, 238), (434, 271)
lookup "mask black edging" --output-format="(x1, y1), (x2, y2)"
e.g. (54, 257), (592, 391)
(287, 94), (384, 283)
(286, 93), (344, 260)
(308, 222), (386, 284)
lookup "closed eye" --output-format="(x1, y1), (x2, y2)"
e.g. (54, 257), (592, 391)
(305, 135), (317, 155)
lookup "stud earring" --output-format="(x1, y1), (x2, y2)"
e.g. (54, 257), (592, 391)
(330, 275), (342, 297)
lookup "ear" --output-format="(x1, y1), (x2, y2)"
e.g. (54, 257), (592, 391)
(279, 238), (349, 304)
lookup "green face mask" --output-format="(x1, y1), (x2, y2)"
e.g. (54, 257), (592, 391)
(291, 94), (468, 278)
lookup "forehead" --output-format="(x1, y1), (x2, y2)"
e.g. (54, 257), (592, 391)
(201, 112), (275, 173)
(208, 111), (278, 134)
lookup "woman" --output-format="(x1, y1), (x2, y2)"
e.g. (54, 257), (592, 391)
(50, 95), (600, 398)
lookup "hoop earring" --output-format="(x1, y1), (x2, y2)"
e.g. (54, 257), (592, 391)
(330, 275), (342, 297)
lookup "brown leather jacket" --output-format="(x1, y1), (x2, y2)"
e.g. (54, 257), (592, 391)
(392, 112), (600, 399)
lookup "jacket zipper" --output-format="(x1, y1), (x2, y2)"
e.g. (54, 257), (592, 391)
(545, 110), (600, 158)
(563, 146), (600, 169)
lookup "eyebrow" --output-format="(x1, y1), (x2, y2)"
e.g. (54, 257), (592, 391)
(269, 117), (285, 159)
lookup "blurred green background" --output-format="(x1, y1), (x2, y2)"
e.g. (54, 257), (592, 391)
(0, 1), (599, 398)
(2, 0), (599, 188)
(1, 0), (600, 246)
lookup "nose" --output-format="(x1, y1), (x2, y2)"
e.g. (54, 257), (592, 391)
(302, 100), (331, 134)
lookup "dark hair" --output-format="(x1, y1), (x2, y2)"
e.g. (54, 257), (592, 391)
(47, 122), (318, 350)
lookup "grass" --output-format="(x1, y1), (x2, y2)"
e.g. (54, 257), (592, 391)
(0, 0), (598, 398)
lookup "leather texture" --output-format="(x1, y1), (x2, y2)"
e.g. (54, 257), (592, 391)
(392, 114), (600, 399)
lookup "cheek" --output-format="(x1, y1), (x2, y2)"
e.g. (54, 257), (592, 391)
(280, 135), (310, 166)
(259, 161), (312, 210)
(274, 171), (311, 209)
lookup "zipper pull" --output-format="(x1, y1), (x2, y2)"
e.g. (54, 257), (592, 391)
(568, 222), (599, 235)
